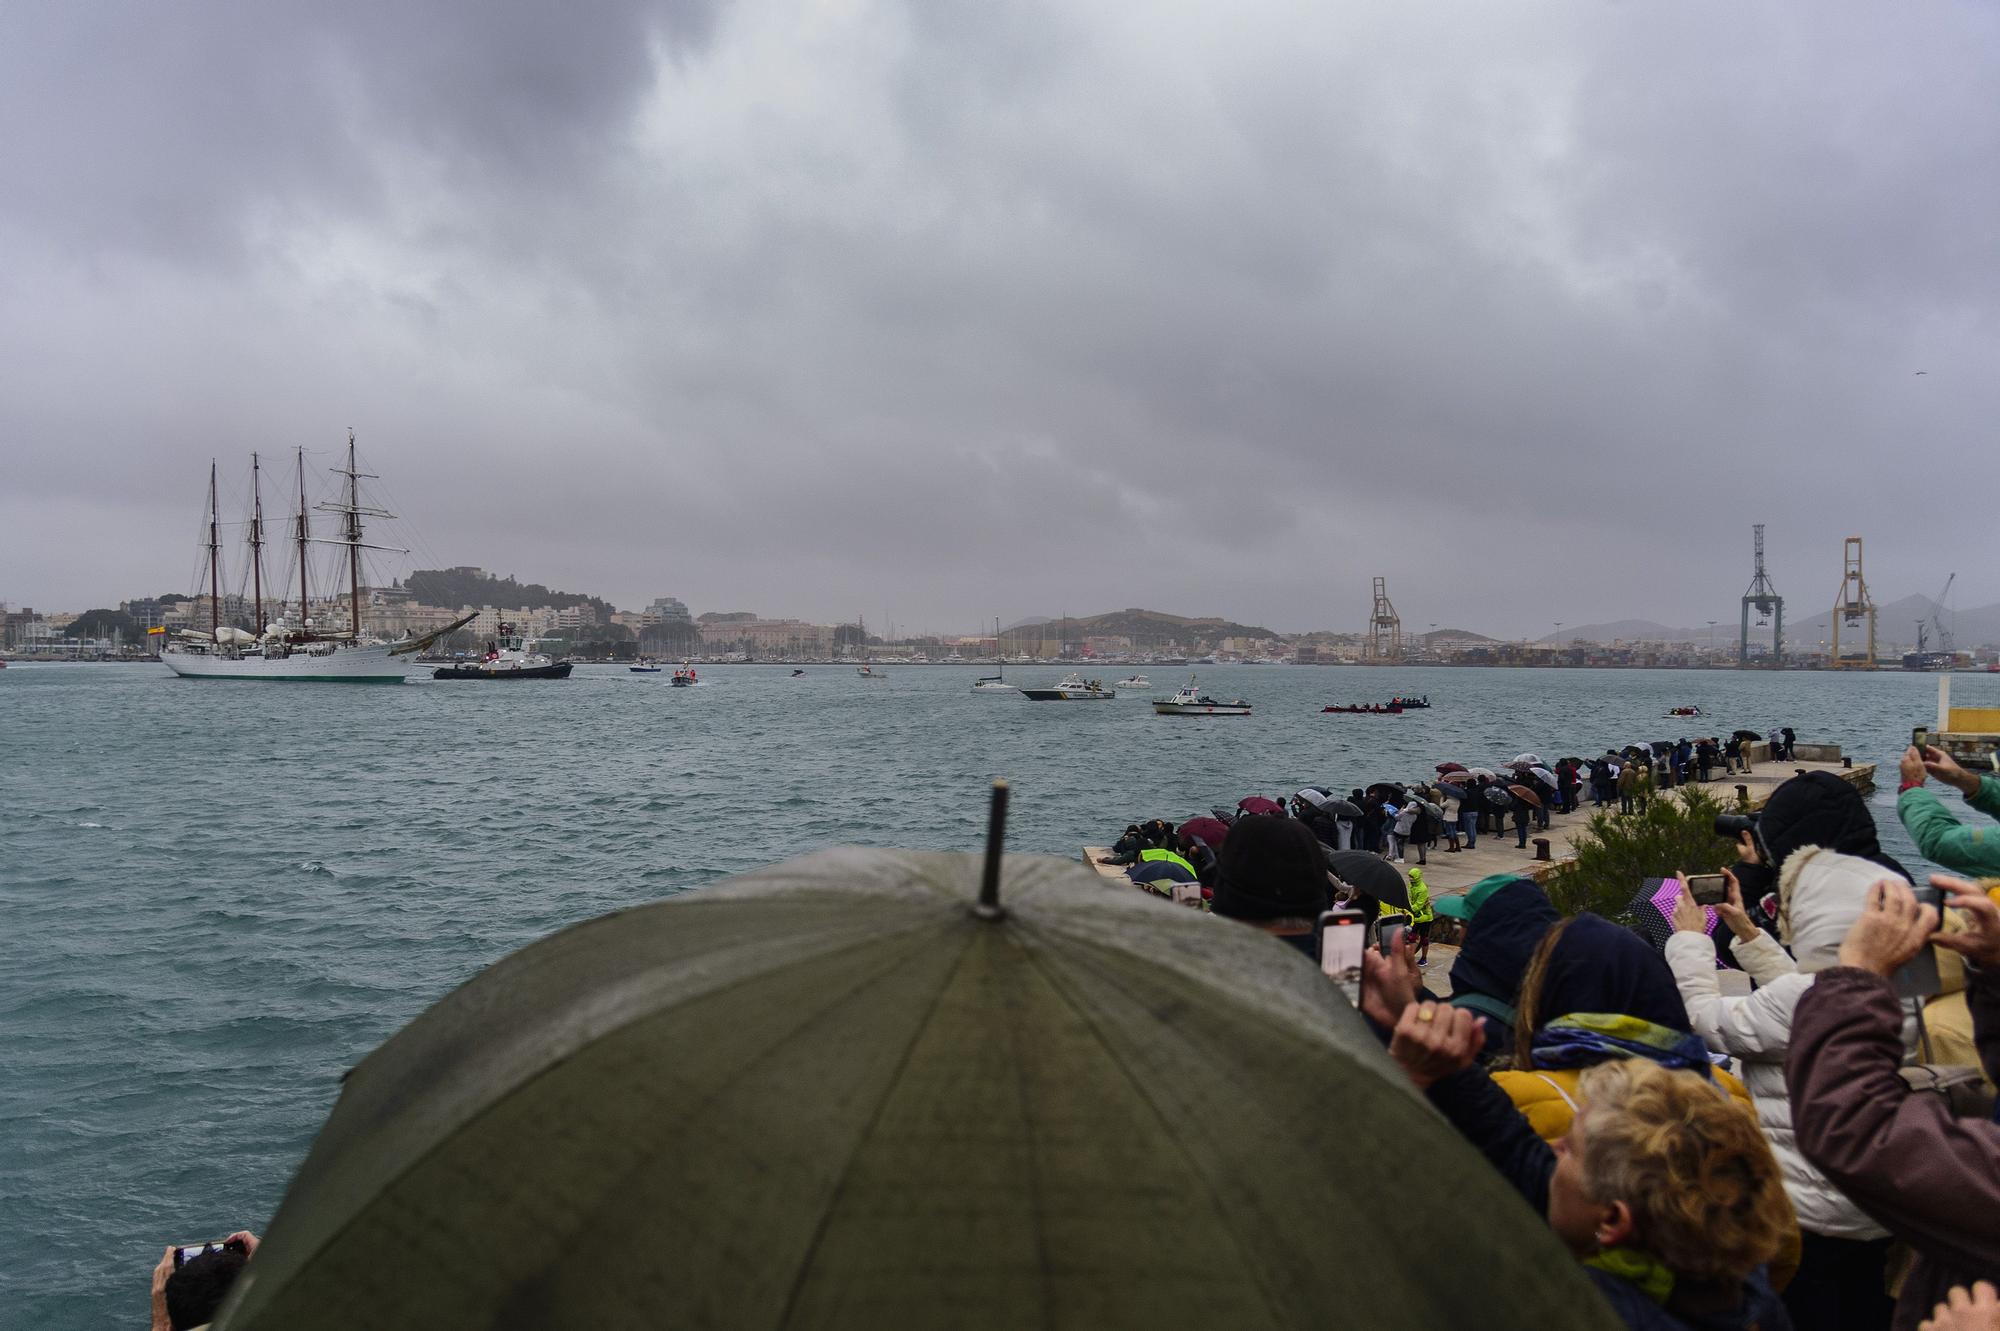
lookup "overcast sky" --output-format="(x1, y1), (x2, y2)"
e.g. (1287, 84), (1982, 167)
(4, 1), (1995, 637)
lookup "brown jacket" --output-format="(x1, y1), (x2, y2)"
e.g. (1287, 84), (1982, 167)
(1786, 962), (2000, 1330)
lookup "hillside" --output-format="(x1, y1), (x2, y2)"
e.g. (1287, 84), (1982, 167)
(1070, 607), (1280, 640)
(405, 569), (613, 618)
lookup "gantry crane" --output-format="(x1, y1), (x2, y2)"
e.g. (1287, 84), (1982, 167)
(1738, 524), (1784, 667)
(1828, 537), (1877, 669)
(1363, 577), (1403, 663)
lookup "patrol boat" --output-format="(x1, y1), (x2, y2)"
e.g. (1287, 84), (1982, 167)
(1018, 672), (1115, 701)
(1152, 679), (1251, 715)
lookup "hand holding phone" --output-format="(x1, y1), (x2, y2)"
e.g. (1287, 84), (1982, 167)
(1686, 873), (1730, 907)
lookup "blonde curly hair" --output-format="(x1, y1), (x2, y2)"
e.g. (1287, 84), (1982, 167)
(1575, 1060), (1795, 1285)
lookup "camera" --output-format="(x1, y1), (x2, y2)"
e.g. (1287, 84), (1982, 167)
(1713, 813), (1759, 838)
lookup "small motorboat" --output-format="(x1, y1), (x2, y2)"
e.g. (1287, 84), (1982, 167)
(671, 663), (699, 687)
(857, 665), (887, 679)
(791, 668), (806, 677)
(630, 661), (662, 673)
(1115, 675), (1150, 688)
(433, 626), (573, 681)
(1019, 672), (1115, 701)
(972, 676), (1017, 693)
(1153, 679), (1251, 715)
(1321, 703), (1404, 714)
(1666, 705), (1703, 718)
(1387, 695), (1430, 709)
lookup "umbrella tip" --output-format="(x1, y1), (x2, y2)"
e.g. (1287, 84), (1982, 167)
(974, 779), (1010, 920)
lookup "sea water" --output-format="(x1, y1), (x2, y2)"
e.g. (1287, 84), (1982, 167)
(2, 661), (1990, 1325)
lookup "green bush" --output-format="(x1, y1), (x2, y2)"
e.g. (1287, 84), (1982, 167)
(1548, 787), (1739, 922)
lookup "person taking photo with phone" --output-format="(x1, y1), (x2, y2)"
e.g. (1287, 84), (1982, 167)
(1663, 856), (1910, 1330)
(150, 1231), (257, 1331)
(1786, 876), (2000, 1331)
(1898, 744), (2000, 879)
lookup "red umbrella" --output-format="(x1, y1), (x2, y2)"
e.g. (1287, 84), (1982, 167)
(1237, 796), (1284, 816)
(1508, 784), (1543, 809)
(1178, 816), (1232, 848)
(1434, 762), (1467, 774)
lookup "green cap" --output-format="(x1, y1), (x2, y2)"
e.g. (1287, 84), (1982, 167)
(1434, 874), (1523, 921)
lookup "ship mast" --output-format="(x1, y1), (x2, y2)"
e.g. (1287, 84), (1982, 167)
(295, 448), (311, 639)
(248, 452), (265, 635)
(313, 429), (397, 643)
(207, 461), (221, 640)
(347, 431), (362, 639)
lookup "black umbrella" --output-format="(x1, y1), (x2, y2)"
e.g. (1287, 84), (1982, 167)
(1325, 799), (1364, 818)
(1327, 850), (1411, 908)
(1732, 729), (1762, 743)
(1209, 805), (1240, 825)
(213, 802), (1609, 1330)
(1650, 740), (1673, 754)
(1483, 786), (1514, 811)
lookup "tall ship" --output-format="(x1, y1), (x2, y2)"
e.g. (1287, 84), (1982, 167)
(161, 434), (470, 682)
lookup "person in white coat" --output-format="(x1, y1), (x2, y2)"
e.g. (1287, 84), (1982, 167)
(1664, 847), (1910, 1331)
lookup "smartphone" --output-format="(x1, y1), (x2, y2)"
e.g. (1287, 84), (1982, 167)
(1318, 909), (1368, 1006)
(1891, 885), (1945, 1000)
(1373, 916), (1408, 956)
(1685, 873), (1730, 907)
(174, 1240), (235, 1269)
(1913, 727), (1930, 753)
(1170, 882), (1203, 908)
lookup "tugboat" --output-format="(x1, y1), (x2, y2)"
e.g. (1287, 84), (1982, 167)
(671, 663), (698, 687)
(1018, 672), (1115, 701)
(1153, 678), (1251, 715)
(433, 624), (573, 680)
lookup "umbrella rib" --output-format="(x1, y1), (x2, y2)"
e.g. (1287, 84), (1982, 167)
(1013, 931), (1292, 1326)
(772, 928), (985, 1330)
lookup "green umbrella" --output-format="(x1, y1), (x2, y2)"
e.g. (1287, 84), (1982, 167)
(218, 847), (1615, 1330)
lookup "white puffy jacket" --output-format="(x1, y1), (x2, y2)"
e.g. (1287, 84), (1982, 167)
(1663, 846), (1913, 1240)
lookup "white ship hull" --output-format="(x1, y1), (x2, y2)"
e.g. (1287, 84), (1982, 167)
(161, 643), (412, 682)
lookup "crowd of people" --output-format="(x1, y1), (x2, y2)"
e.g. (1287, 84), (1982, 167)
(1089, 730), (2000, 1330)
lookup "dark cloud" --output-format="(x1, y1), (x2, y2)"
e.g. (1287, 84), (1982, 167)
(3, 2), (1995, 635)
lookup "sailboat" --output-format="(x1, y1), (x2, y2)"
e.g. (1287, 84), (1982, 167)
(973, 617), (1015, 692)
(161, 433), (471, 682)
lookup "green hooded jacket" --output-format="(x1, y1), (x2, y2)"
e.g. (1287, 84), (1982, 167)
(1898, 774), (2000, 877)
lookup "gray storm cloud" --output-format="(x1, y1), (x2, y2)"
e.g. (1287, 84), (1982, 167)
(3, 1), (1995, 635)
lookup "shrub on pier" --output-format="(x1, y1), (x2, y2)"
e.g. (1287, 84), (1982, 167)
(1550, 788), (1738, 922)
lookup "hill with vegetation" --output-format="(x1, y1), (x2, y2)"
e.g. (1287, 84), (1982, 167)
(405, 569), (613, 618)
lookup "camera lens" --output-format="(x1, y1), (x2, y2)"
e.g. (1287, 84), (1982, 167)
(1713, 813), (1758, 838)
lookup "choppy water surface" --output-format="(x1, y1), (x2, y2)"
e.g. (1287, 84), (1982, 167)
(4, 661), (1993, 1324)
